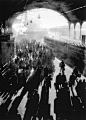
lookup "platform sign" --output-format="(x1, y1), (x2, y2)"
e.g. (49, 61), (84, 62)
(0, 34), (10, 41)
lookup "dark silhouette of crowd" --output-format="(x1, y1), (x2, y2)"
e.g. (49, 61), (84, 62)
(54, 62), (86, 120)
(0, 39), (54, 120)
(0, 39), (86, 120)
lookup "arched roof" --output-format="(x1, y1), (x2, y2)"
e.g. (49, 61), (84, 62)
(0, 0), (77, 28)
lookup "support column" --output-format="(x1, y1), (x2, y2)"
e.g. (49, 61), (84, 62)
(69, 22), (71, 38)
(80, 22), (82, 41)
(74, 23), (76, 39)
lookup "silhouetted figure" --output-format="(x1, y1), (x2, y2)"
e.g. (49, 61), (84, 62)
(54, 73), (67, 93)
(37, 58), (42, 68)
(54, 75), (71, 120)
(60, 74), (67, 88)
(54, 73), (62, 91)
(76, 79), (83, 99)
(44, 65), (49, 77)
(59, 60), (65, 75)
(24, 91), (39, 120)
(73, 66), (81, 77)
(76, 79), (86, 108)
(37, 73), (52, 120)
(44, 74), (52, 101)
(69, 72), (76, 96)
(69, 75), (85, 120)
(9, 74), (18, 93)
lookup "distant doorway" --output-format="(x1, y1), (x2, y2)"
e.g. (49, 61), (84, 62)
(82, 35), (86, 45)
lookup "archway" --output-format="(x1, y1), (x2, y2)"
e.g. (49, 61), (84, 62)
(11, 8), (69, 44)
(75, 22), (80, 40)
(4, 0), (77, 41)
(70, 23), (74, 39)
(81, 21), (86, 35)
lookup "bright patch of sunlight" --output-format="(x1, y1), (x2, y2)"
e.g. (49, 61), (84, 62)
(81, 21), (86, 35)
(12, 8), (68, 37)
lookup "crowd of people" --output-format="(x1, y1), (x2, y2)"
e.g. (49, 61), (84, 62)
(54, 61), (86, 120)
(0, 39), (55, 120)
(0, 40), (55, 91)
(0, 39), (86, 120)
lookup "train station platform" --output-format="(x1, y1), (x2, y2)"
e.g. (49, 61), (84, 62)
(48, 35), (85, 47)
(0, 57), (86, 120)
(60, 36), (84, 46)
